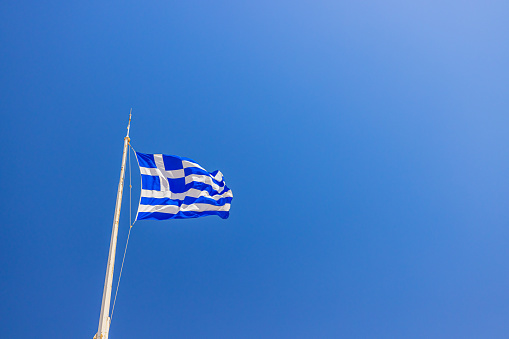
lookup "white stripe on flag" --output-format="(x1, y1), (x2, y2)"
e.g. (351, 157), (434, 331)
(138, 203), (231, 214)
(182, 160), (206, 171)
(140, 188), (233, 201)
(184, 174), (225, 191)
(140, 166), (185, 179)
(153, 154), (170, 191)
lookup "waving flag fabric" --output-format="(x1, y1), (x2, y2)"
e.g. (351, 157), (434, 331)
(135, 152), (233, 220)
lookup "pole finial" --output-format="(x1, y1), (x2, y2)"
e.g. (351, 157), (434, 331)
(126, 108), (132, 138)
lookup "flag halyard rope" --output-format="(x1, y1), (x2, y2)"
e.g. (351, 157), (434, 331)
(110, 143), (136, 322)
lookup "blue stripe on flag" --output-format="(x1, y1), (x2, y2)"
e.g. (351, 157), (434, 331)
(143, 183), (230, 197)
(140, 196), (233, 207)
(137, 210), (230, 220)
(141, 174), (161, 190)
(167, 177), (186, 193)
(163, 155), (183, 170)
(137, 153), (157, 168)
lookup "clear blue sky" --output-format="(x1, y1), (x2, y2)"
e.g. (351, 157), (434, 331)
(1, 1), (508, 338)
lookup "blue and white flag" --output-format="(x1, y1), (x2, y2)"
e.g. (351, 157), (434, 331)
(135, 152), (233, 220)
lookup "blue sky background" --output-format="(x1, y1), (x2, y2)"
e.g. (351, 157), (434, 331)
(1, 1), (509, 338)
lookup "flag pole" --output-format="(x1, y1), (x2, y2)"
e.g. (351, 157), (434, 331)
(94, 110), (132, 339)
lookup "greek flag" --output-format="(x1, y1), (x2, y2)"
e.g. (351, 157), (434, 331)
(134, 152), (233, 220)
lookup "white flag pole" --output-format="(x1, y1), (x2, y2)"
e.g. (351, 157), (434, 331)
(94, 110), (132, 339)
